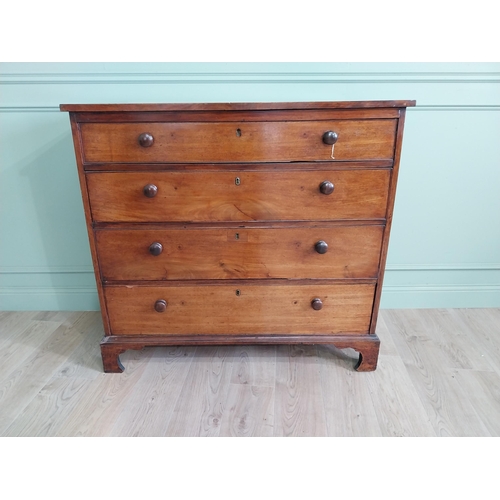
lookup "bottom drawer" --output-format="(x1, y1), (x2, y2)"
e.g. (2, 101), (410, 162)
(105, 283), (375, 335)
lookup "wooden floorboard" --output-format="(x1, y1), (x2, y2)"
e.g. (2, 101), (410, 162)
(165, 346), (234, 437)
(318, 345), (383, 436)
(273, 345), (328, 437)
(219, 345), (276, 437)
(109, 346), (196, 437)
(1, 308), (499, 436)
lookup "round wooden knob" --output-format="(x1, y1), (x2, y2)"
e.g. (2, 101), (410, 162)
(319, 181), (334, 195)
(322, 131), (338, 145)
(154, 300), (167, 312)
(311, 298), (323, 310)
(149, 242), (163, 256)
(315, 241), (328, 254)
(143, 184), (158, 198)
(138, 133), (154, 147)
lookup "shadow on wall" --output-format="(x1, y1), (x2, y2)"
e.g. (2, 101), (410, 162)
(16, 121), (98, 309)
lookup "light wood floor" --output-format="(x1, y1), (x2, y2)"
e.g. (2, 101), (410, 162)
(1, 308), (499, 437)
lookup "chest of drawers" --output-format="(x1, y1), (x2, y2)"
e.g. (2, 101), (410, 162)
(60, 101), (415, 372)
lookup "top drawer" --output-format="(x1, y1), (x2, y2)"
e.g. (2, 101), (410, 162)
(80, 120), (397, 164)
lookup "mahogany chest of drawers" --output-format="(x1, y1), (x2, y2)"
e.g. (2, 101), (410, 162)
(60, 100), (415, 372)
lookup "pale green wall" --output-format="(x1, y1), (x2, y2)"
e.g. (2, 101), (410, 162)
(1, 63), (499, 310)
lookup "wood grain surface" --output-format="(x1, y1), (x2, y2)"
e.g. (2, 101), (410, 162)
(96, 225), (384, 281)
(73, 109), (402, 125)
(164, 346), (234, 437)
(107, 347), (196, 436)
(369, 109), (407, 334)
(61, 101), (414, 374)
(80, 120), (397, 163)
(274, 345), (329, 436)
(383, 309), (492, 437)
(104, 283), (376, 335)
(61, 100), (416, 112)
(2, 308), (500, 437)
(0, 313), (91, 433)
(87, 169), (391, 222)
(318, 344), (383, 436)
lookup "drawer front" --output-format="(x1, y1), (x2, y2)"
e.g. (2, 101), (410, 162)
(87, 169), (390, 222)
(96, 225), (383, 281)
(105, 283), (375, 335)
(80, 120), (397, 163)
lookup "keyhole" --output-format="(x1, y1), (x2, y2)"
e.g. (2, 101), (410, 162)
(235, 233), (240, 240)
(236, 128), (242, 137)
(235, 177), (241, 186)
(235, 289), (241, 296)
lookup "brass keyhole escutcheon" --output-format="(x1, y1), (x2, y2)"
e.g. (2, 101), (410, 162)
(235, 177), (241, 186)
(235, 233), (240, 240)
(235, 289), (241, 296)
(236, 128), (242, 137)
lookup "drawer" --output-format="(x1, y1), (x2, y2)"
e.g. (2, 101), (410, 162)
(80, 120), (397, 163)
(87, 169), (390, 222)
(96, 225), (383, 281)
(104, 283), (375, 335)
